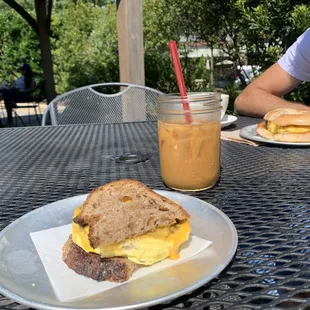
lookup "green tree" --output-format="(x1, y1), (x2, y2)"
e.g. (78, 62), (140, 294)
(52, 1), (119, 93)
(143, 0), (211, 93)
(2, 0), (56, 102)
(291, 4), (310, 33)
(170, 0), (236, 86)
(235, 0), (310, 103)
(0, 8), (41, 84)
(1, 0), (308, 103)
(235, 0), (309, 69)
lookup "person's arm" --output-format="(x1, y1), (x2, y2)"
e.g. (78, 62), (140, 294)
(234, 63), (310, 118)
(236, 28), (310, 118)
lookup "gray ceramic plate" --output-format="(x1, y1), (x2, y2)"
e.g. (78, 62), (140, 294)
(240, 124), (310, 146)
(0, 190), (238, 310)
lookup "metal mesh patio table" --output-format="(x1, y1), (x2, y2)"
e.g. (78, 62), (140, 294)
(0, 117), (310, 309)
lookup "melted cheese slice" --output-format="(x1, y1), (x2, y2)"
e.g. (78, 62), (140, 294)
(268, 121), (310, 134)
(72, 206), (191, 265)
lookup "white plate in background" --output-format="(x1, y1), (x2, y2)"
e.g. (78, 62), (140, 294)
(221, 115), (238, 129)
(240, 124), (310, 146)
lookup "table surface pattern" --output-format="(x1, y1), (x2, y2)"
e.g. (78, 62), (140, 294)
(1, 117), (310, 310)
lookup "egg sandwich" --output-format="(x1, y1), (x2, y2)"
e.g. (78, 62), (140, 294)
(256, 108), (310, 142)
(62, 179), (191, 282)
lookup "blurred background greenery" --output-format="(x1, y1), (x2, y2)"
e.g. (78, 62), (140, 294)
(0, 0), (310, 113)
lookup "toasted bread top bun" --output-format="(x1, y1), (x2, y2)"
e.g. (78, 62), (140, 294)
(272, 113), (310, 126)
(264, 108), (310, 123)
(73, 180), (190, 248)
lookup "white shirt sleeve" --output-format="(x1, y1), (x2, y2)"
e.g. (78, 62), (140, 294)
(278, 28), (310, 81)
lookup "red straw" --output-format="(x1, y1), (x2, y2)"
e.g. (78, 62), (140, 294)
(169, 41), (192, 123)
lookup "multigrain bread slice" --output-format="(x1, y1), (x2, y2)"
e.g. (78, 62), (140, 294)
(73, 179), (190, 248)
(63, 236), (140, 282)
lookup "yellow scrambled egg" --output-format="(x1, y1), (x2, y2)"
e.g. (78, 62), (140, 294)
(268, 121), (310, 134)
(72, 206), (191, 265)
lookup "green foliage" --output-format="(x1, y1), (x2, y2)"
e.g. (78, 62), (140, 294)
(142, 0), (180, 93)
(285, 82), (310, 104)
(0, 0), (310, 103)
(72, 0), (115, 6)
(235, 0), (288, 68)
(142, 0), (212, 93)
(234, 0), (310, 103)
(172, 0), (235, 46)
(221, 82), (242, 114)
(52, 1), (119, 94)
(0, 6), (41, 84)
(234, 0), (310, 69)
(291, 4), (310, 33)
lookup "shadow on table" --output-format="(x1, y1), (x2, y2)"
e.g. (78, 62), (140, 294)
(148, 254), (236, 310)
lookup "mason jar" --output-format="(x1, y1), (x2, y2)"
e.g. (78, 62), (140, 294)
(156, 92), (221, 191)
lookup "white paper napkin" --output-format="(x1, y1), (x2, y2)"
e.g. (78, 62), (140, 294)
(31, 225), (212, 303)
(221, 129), (261, 146)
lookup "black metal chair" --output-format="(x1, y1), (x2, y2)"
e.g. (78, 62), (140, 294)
(2, 80), (45, 126)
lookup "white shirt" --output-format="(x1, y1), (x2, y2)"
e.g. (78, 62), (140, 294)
(278, 28), (310, 81)
(15, 76), (36, 90)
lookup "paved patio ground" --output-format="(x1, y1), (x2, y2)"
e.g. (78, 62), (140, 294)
(0, 101), (48, 127)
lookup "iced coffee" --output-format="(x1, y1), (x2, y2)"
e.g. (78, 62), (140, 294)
(158, 120), (220, 191)
(157, 93), (221, 191)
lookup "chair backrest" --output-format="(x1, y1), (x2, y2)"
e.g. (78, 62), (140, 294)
(41, 83), (163, 126)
